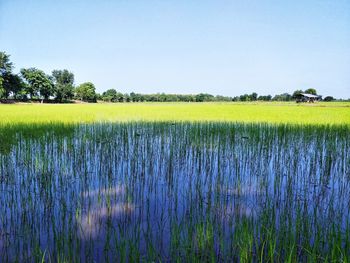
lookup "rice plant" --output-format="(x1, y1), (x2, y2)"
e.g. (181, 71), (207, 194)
(0, 122), (349, 262)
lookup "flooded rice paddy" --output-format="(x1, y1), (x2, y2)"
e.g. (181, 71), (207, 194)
(0, 122), (349, 262)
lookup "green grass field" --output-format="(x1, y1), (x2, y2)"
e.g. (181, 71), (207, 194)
(0, 101), (349, 125)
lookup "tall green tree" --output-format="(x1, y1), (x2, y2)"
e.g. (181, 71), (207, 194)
(0, 52), (14, 98)
(0, 52), (27, 99)
(75, 82), (97, 102)
(20, 68), (54, 101)
(3, 74), (26, 99)
(52, 69), (75, 102)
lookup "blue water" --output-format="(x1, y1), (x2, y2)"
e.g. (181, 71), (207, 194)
(0, 123), (349, 262)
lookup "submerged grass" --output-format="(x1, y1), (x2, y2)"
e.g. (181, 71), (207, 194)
(0, 121), (349, 262)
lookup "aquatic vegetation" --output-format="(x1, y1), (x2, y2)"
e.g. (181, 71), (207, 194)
(0, 122), (349, 262)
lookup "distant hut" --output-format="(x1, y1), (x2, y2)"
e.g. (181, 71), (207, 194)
(296, 93), (322, 103)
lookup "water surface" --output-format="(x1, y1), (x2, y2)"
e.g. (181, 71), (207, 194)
(0, 123), (349, 262)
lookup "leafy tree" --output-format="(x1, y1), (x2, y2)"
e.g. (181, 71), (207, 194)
(52, 69), (75, 102)
(20, 68), (54, 101)
(95, 93), (103, 101)
(159, 93), (168, 102)
(130, 92), (137, 102)
(272, 93), (292, 101)
(75, 82), (97, 102)
(0, 52), (27, 99)
(115, 92), (124, 102)
(258, 95), (272, 101)
(102, 89), (118, 102)
(239, 94), (250, 101)
(304, 88), (317, 95)
(0, 52), (13, 71)
(323, 96), (334, 101)
(292, 90), (303, 99)
(180, 95), (193, 102)
(3, 74), (26, 99)
(124, 93), (130, 102)
(195, 93), (214, 102)
(215, 95), (232, 102)
(195, 94), (204, 102)
(249, 92), (258, 101)
(138, 94), (145, 102)
(0, 52), (14, 98)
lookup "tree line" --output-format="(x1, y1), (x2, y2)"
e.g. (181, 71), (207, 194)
(0, 52), (97, 102)
(0, 51), (336, 103)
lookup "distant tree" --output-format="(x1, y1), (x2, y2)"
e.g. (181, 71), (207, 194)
(272, 93), (292, 101)
(159, 93), (168, 102)
(149, 94), (156, 102)
(52, 69), (75, 102)
(0, 51), (14, 98)
(102, 89), (118, 102)
(195, 94), (204, 102)
(186, 95), (195, 102)
(129, 92), (136, 102)
(239, 94), (250, 101)
(169, 94), (179, 101)
(3, 74), (26, 99)
(258, 95), (272, 101)
(20, 68), (54, 101)
(13, 84), (29, 100)
(284, 93), (292, 101)
(304, 88), (317, 95)
(323, 96), (335, 102)
(249, 92), (258, 101)
(75, 82), (97, 102)
(292, 90), (304, 99)
(215, 95), (232, 102)
(138, 94), (145, 102)
(116, 92), (124, 102)
(195, 93), (214, 102)
(181, 95), (194, 102)
(0, 52), (12, 74)
(95, 93), (103, 101)
(124, 93), (130, 102)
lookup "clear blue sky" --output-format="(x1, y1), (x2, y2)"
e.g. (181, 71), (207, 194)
(1, 0), (349, 98)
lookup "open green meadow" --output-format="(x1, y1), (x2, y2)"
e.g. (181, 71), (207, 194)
(0, 102), (349, 262)
(0, 102), (349, 125)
